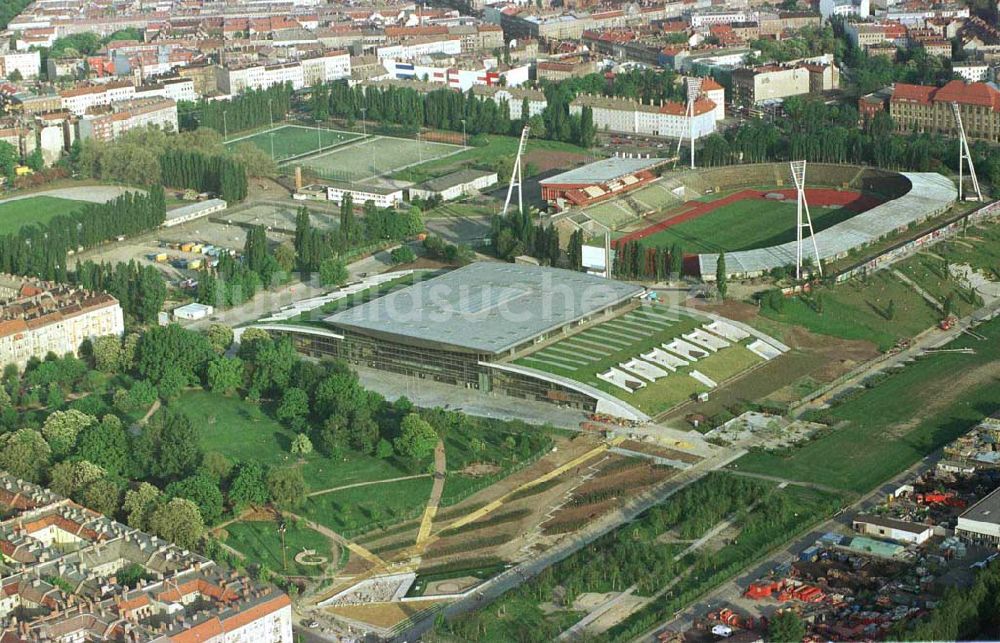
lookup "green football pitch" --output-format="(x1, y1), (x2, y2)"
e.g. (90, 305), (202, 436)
(637, 199), (859, 254)
(299, 136), (465, 182)
(0, 196), (87, 235)
(224, 124), (363, 162)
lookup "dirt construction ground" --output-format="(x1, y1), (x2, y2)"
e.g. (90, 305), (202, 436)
(662, 300), (880, 424)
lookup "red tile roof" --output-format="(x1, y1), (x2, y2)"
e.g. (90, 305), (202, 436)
(892, 80), (1000, 111)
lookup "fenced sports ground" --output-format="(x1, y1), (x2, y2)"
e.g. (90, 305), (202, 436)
(224, 124), (363, 163)
(296, 136), (466, 182)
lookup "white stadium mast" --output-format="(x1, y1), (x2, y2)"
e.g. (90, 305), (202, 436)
(951, 102), (983, 202)
(790, 160), (822, 281)
(675, 77), (702, 170)
(502, 125), (531, 216)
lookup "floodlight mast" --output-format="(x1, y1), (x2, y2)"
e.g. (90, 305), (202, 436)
(502, 125), (531, 216)
(791, 160), (822, 281)
(951, 102), (982, 202)
(675, 78), (703, 170)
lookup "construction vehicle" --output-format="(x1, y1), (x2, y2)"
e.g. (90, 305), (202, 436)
(939, 315), (958, 331)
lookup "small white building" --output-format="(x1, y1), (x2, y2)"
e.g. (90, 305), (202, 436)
(163, 199), (228, 227)
(570, 93), (718, 139)
(952, 62), (990, 83)
(409, 169), (498, 201)
(852, 514), (934, 545)
(326, 183), (403, 208)
(173, 302), (214, 320)
(0, 51), (42, 80)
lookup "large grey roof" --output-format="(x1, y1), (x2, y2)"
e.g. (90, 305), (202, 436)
(324, 262), (643, 354)
(699, 172), (957, 276)
(540, 156), (664, 186)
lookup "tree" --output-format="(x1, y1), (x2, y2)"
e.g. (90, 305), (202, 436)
(91, 335), (124, 373)
(124, 482), (161, 531)
(75, 415), (129, 476)
(135, 324), (213, 388)
(290, 433), (313, 456)
(390, 246), (416, 264)
(149, 497), (204, 549)
(166, 473), (225, 525)
(767, 610), (805, 642)
(40, 409), (94, 457)
(229, 461), (269, 509)
(49, 460), (105, 498)
(141, 407), (203, 481)
(376, 438), (395, 459)
(276, 387), (310, 426)
(394, 413), (438, 461)
(319, 257), (349, 287)
(78, 478), (122, 516)
(886, 299), (896, 320)
(274, 242), (296, 273)
(202, 451), (233, 481)
(716, 253), (728, 299)
(205, 324), (234, 354)
(267, 466), (306, 508)
(206, 356), (243, 395)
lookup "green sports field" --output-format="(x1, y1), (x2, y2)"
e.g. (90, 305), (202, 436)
(300, 135), (464, 182)
(637, 199), (858, 254)
(0, 196), (87, 235)
(224, 124), (363, 162)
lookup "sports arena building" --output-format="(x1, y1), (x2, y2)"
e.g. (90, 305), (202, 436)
(259, 263), (651, 420)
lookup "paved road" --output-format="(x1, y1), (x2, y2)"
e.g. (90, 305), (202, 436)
(389, 449), (747, 643)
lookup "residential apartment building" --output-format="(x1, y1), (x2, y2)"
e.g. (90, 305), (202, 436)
(952, 62), (990, 82)
(890, 80), (1000, 142)
(0, 472), (293, 641)
(843, 21), (908, 49)
(77, 98), (178, 142)
(569, 94), (718, 139)
(731, 64), (811, 105)
(0, 276), (125, 369)
(134, 77), (198, 103)
(0, 51), (41, 80)
(376, 36), (464, 61)
(59, 81), (136, 115)
(301, 51), (352, 84)
(217, 61), (305, 94)
(472, 84), (548, 119)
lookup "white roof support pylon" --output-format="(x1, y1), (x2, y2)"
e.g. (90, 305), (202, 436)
(675, 77), (702, 170)
(502, 125), (531, 216)
(790, 160), (822, 280)
(951, 102), (982, 202)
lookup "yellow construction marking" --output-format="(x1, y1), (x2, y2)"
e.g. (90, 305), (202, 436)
(445, 442), (614, 532)
(345, 542), (386, 566)
(312, 438), (617, 606)
(415, 505), (438, 544)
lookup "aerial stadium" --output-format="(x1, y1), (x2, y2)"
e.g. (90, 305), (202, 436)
(254, 262), (787, 421)
(560, 162), (958, 279)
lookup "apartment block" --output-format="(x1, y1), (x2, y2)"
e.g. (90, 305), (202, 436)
(0, 276), (125, 370)
(77, 98), (178, 142)
(890, 80), (1000, 142)
(569, 94), (718, 139)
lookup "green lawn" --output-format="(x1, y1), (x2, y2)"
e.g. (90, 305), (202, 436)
(755, 271), (940, 351)
(735, 314), (1000, 493)
(299, 477), (434, 537)
(895, 253), (978, 318)
(514, 306), (762, 415)
(225, 520), (334, 577)
(640, 199), (858, 254)
(0, 196), (87, 234)
(225, 124), (362, 161)
(392, 135), (590, 184)
(935, 225), (1000, 277)
(176, 391), (411, 490)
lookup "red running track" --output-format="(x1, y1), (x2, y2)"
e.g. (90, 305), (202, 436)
(614, 188), (882, 247)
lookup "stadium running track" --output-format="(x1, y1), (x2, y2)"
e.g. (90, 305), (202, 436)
(613, 188), (883, 247)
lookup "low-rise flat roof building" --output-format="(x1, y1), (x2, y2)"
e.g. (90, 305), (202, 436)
(409, 169), (499, 201)
(957, 487), (1000, 547)
(163, 198), (228, 227)
(852, 514), (934, 545)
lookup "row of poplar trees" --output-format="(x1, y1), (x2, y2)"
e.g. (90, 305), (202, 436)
(160, 149), (248, 203)
(0, 186), (166, 281)
(613, 240), (684, 280)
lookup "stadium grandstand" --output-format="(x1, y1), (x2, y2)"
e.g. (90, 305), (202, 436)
(540, 155), (669, 211)
(697, 171), (957, 278)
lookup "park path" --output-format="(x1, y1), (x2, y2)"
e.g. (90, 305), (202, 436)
(283, 510), (386, 567)
(414, 440), (446, 548)
(725, 469), (845, 496)
(138, 399), (161, 425)
(557, 584), (639, 641)
(306, 473), (432, 498)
